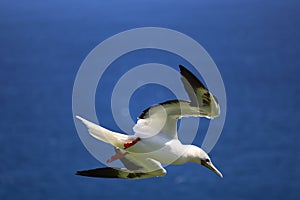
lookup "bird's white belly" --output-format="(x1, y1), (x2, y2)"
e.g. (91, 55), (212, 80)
(127, 137), (188, 164)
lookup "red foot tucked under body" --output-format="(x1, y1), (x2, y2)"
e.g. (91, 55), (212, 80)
(106, 152), (127, 163)
(123, 137), (141, 149)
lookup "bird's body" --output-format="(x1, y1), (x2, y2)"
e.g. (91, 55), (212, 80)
(125, 138), (189, 165)
(76, 65), (223, 179)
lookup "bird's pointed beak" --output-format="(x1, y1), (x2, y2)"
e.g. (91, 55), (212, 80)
(201, 161), (223, 178)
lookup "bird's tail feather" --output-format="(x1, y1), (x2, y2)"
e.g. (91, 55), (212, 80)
(76, 116), (130, 148)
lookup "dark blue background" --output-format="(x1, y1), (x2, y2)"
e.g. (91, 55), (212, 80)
(1, 0), (299, 199)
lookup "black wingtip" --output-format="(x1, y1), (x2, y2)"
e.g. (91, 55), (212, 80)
(179, 64), (207, 90)
(179, 64), (187, 72)
(179, 64), (194, 76)
(75, 170), (88, 176)
(179, 65), (196, 80)
(75, 167), (121, 178)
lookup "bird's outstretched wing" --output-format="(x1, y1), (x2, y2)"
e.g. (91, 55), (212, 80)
(133, 65), (220, 139)
(178, 65), (220, 117)
(76, 148), (166, 179)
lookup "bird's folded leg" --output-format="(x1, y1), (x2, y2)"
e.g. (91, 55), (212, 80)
(123, 137), (141, 149)
(106, 152), (127, 163)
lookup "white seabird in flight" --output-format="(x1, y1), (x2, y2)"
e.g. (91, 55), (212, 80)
(76, 65), (223, 179)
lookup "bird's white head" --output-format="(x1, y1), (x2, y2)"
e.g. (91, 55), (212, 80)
(187, 145), (223, 178)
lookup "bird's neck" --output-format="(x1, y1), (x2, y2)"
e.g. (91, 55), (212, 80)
(182, 145), (203, 164)
(173, 145), (201, 164)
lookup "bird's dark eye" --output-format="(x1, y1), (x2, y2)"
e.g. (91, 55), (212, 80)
(205, 159), (210, 162)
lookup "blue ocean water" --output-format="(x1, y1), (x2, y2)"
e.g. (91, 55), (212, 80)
(0, 0), (299, 199)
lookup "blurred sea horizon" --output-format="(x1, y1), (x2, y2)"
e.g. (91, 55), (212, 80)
(0, 0), (299, 199)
